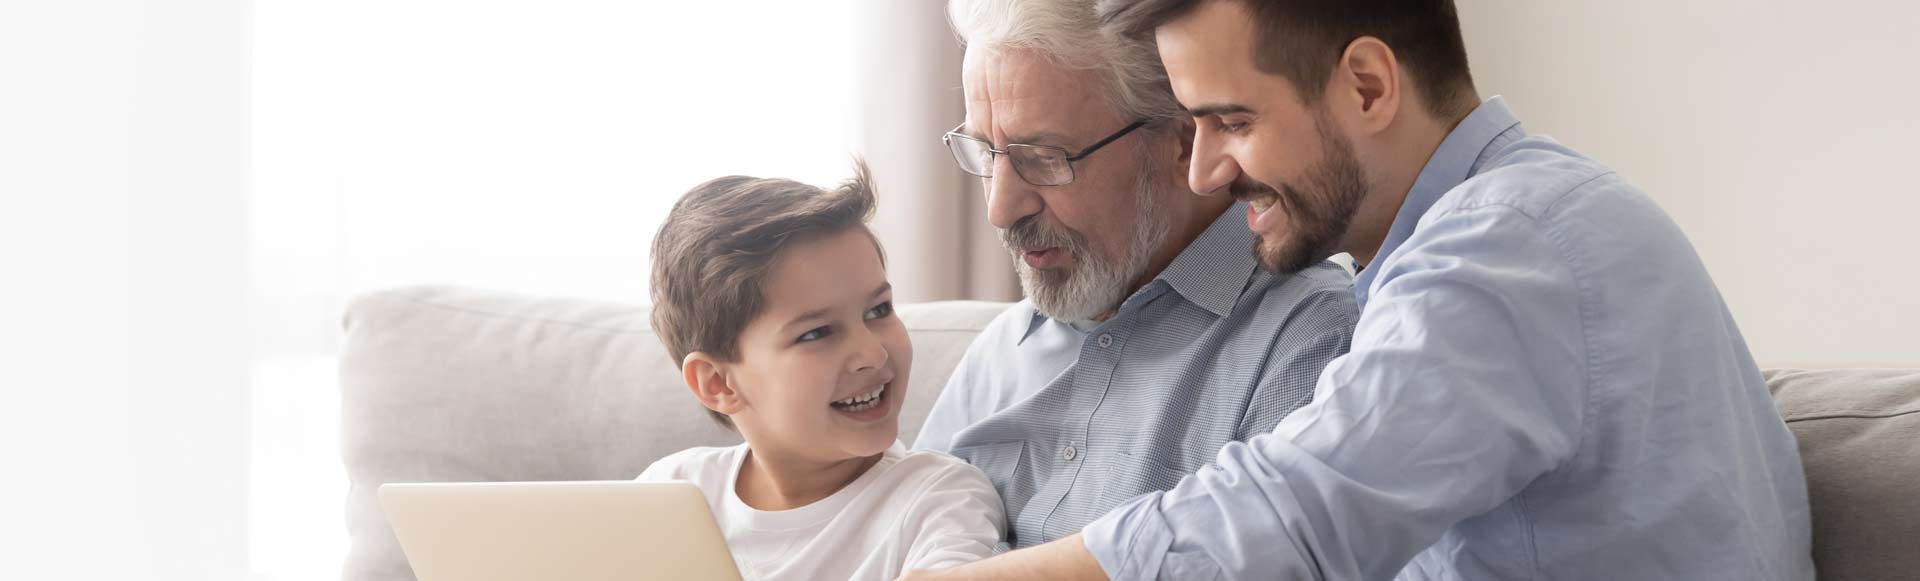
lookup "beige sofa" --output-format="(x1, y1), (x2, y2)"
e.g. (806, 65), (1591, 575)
(340, 286), (1920, 580)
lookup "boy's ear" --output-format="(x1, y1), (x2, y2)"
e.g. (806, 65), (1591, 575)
(682, 352), (746, 416)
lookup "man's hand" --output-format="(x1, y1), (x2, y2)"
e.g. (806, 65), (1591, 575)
(898, 533), (1109, 581)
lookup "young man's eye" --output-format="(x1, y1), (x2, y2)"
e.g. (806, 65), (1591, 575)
(1212, 118), (1250, 134)
(797, 326), (832, 343)
(864, 301), (894, 321)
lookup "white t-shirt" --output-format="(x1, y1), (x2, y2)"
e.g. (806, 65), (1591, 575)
(636, 442), (1005, 580)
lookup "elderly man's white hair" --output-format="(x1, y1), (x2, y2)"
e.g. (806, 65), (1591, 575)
(948, 0), (1183, 125)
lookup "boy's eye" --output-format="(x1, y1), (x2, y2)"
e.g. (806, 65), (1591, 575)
(797, 326), (832, 343)
(864, 301), (894, 321)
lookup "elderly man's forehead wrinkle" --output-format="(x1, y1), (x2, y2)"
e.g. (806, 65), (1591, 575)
(963, 47), (1127, 150)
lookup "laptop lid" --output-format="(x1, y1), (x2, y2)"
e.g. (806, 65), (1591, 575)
(379, 480), (742, 581)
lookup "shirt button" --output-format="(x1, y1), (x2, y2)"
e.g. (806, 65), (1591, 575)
(1063, 445), (1078, 460)
(1097, 334), (1114, 348)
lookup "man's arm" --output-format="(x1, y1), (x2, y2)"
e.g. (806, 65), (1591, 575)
(1083, 206), (1590, 579)
(899, 533), (1106, 581)
(915, 206), (1590, 579)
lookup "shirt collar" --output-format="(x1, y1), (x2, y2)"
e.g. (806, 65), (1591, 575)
(1154, 202), (1260, 318)
(1018, 203), (1259, 342)
(1353, 96), (1524, 309)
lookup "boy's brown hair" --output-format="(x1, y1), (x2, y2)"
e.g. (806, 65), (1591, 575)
(649, 161), (881, 429)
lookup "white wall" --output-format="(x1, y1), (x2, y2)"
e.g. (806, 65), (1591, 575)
(1455, 1), (1920, 368)
(0, 1), (250, 579)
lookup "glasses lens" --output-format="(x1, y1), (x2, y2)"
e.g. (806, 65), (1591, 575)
(946, 134), (994, 178)
(1009, 145), (1072, 186)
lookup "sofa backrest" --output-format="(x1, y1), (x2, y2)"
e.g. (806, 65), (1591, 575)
(340, 286), (1920, 580)
(339, 286), (1003, 581)
(1764, 368), (1920, 579)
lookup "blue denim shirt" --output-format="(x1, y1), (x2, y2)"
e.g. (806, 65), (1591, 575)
(1083, 97), (1814, 580)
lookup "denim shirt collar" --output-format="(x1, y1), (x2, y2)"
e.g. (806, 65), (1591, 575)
(1353, 96), (1524, 309)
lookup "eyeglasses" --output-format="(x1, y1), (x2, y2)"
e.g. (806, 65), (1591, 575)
(942, 120), (1148, 187)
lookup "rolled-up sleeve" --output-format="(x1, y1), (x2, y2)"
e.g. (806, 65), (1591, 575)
(1085, 205), (1591, 580)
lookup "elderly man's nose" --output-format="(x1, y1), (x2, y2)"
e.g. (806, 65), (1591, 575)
(985, 161), (1041, 229)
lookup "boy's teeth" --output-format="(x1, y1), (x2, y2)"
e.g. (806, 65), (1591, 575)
(1249, 197), (1274, 212)
(832, 385), (886, 407)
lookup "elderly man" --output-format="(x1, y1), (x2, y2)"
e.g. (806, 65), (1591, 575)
(910, 0), (1813, 579)
(912, 0), (1358, 552)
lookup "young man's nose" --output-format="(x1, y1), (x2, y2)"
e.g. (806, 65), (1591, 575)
(1187, 128), (1240, 197)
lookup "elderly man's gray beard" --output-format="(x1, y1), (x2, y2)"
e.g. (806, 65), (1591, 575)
(1001, 169), (1171, 322)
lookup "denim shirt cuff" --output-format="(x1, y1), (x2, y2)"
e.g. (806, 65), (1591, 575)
(1082, 491), (1173, 580)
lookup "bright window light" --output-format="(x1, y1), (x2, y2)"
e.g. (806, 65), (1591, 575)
(249, 2), (856, 578)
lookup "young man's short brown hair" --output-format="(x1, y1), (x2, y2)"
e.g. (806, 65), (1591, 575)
(648, 162), (881, 429)
(1098, 0), (1478, 119)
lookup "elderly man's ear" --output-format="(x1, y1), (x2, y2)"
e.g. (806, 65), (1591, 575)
(682, 352), (747, 416)
(1166, 116), (1198, 192)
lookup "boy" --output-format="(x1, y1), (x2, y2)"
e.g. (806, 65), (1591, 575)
(638, 163), (1005, 579)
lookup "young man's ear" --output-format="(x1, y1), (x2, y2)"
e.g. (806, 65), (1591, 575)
(1336, 35), (1403, 135)
(682, 352), (746, 417)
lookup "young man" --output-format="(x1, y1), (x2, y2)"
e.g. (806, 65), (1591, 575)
(641, 164), (1005, 579)
(907, 1), (1813, 579)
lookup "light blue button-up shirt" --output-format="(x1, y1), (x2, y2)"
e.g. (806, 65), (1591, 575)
(1083, 97), (1814, 580)
(915, 204), (1357, 549)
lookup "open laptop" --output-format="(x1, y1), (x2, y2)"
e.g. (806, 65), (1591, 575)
(379, 480), (743, 581)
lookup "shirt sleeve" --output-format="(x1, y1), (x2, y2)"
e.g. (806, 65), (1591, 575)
(1084, 205), (1590, 580)
(898, 462), (1009, 571)
(634, 453), (681, 481)
(911, 354), (978, 453)
(913, 311), (1014, 453)
(1239, 286), (1357, 439)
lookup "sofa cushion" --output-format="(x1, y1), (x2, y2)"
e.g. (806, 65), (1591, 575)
(1766, 368), (1920, 580)
(338, 286), (1008, 581)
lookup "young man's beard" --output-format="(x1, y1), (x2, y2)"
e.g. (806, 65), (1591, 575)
(1240, 118), (1368, 275)
(1000, 168), (1170, 322)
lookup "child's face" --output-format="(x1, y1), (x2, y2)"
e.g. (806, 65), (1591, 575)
(725, 228), (910, 462)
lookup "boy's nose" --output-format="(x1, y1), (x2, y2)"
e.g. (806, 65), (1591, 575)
(848, 327), (889, 373)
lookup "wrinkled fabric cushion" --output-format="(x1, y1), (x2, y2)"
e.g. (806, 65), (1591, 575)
(1766, 368), (1920, 580)
(338, 286), (1006, 581)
